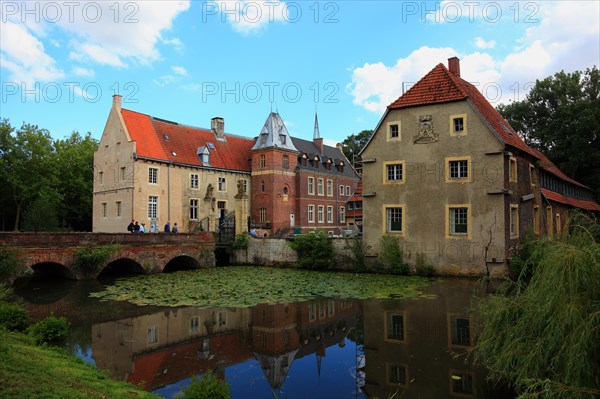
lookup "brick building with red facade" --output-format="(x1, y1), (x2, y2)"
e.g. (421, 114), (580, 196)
(250, 112), (361, 235)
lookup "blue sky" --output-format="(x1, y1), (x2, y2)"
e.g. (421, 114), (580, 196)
(1, 1), (599, 145)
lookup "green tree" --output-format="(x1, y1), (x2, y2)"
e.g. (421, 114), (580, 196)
(497, 67), (600, 199)
(52, 132), (98, 231)
(0, 120), (58, 231)
(341, 129), (373, 167)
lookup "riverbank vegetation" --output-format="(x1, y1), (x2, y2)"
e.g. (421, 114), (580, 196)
(91, 266), (434, 307)
(475, 213), (600, 398)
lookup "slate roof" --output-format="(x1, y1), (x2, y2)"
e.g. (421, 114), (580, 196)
(121, 109), (254, 172)
(291, 136), (360, 180)
(251, 112), (298, 152)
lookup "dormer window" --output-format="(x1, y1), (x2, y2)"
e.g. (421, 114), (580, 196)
(280, 134), (286, 145)
(338, 161), (345, 173)
(260, 133), (267, 144)
(301, 153), (307, 166)
(163, 134), (169, 140)
(197, 146), (210, 165)
(172, 151), (177, 156)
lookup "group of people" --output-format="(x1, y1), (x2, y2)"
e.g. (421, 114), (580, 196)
(127, 220), (178, 234)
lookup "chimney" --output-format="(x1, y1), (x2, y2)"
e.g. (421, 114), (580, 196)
(211, 117), (225, 139)
(448, 57), (460, 77)
(112, 94), (122, 110)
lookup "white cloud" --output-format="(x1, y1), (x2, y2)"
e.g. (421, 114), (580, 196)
(0, 22), (64, 85)
(349, 1), (599, 112)
(61, 1), (190, 67)
(172, 66), (188, 76)
(153, 75), (179, 87)
(205, 0), (289, 34)
(72, 67), (95, 77)
(474, 37), (496, 49)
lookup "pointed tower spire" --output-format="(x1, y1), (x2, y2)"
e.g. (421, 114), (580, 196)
(313, 112), (324, 154)
(313, 112), (320, 139)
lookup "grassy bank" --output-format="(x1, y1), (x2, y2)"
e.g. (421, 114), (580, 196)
(0, 329), (159, 399)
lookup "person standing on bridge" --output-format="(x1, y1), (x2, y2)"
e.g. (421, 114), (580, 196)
(164, 221), (171, 233)
(172, 223), (179, 234)
(134, 221), (140, 233)
(127, 220), (135, 233)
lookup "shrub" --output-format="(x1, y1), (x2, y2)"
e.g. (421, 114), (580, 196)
(475, 213), (600, 398)
(0, 302), (30, 332)
(414, 252), (435, 277)
(508, 229), (539, 281)
(343, 238), (367, 271)
(28, 315), (69, 345)
(181, 372), (231, 399)
(232, 234), (249, 250)
(73, 243), (120, 272)
(288, 233), (335, 270)
(0, 248), (23, 280)
(380, 236), (409, 275)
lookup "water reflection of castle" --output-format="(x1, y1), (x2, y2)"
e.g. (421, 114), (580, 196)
(91, 299), (362, 391)
(90, 281), (510, 398)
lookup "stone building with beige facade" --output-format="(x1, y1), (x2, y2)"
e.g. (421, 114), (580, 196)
(93, 95), (253, 234)
(360, 57), (599, 276)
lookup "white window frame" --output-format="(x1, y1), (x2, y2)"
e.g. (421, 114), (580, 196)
(190, 174), (199, 189)
(149, 167), (158, 184)
(308, 177), (315, 195)
(190, 199), (199, 220)
(327, 179), (333, 197)
(327, 206), (333, 223)
(148, 196), (158, 219)
(317, 205), (324, 223)
(317, 178), (324, 196)
(218, 177), (226, 191)
(340, 206), (346, 223)
(308, 205), (315, 223)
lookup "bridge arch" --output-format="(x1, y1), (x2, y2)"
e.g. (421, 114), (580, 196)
(163, 255), (202, 273)
(97, 258), (146, 279)
(29, 262), (77, 280)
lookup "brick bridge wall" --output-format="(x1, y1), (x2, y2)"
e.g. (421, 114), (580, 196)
(0, 232), (215, 280)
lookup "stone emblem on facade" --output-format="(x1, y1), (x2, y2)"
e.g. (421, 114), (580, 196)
(234, 180), (248, 199)
(413, 115), (439, 144)
(204, 183), (214, 200)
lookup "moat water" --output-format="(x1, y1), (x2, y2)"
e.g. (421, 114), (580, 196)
(11, 272), (512, 399)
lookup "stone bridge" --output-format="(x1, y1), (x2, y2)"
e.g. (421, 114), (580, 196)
(0, 232), (215, 281)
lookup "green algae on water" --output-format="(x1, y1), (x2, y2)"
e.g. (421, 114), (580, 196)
(90, 266), (435, 308)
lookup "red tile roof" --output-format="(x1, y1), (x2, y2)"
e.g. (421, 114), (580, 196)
(531, 148), (587, 188)
(541, 188), (600, 212)
(121, 109), (254, 172)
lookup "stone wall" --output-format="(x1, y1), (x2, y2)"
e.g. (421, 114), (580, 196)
(231, 237), (357, 270)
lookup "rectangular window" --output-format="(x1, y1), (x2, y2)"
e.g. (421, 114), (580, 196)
(259, 208), (267, 222)
(147, 326), (158, 344)
(453, 117), (464, 133)
(190, 317), (200, 334)
(259, 154), (265, 168)
(449, 207), (468, 235)
(116, 201), (122, 217)
(509, 157), (518, 182)
(529, 164), (537, 186)
(218, 177), (226, 191)
(283, 155), (289, 169)
(327, 179), (333, 196)
(340, 206), (346, 223)
(98, 171), (104, 184)
(148, 196), (158, 219)
(318, 302), (326, 319)
(120, 167), (126, 182)
(387, 122), (401, 141)
(317, 205), (324, 223)
(346, 186), (351, 195)
(317, 178), (324, 196)
(449, 160), (468, 179)
(450, 114), (468, 136)
(149, 167), (158, 184)
(102, 203), (107, 218)
(218, 312), (226, 327)
(510, 204), (519, 238)
(386, 207), (403, 233)
(388, 364), (407, 385)
(190, 199), (199, 220)
(308, 177), (315, 195)
(386, 163), (403, 182)
(451, 372), (474, 395)
(243, 179), (247, 193)
(450, 316), (471, 346)
(387, 313), (405, 341)
(532, 205), (540, 234)
(328, 300), (335, 316)
(327, 206), (333, 223)
(309, 303), (316, 321)
(547, 206), (554, 236)
(190, 174), (199, 189)
(339, 185), (344, 196)
(308, 205), (315, 223)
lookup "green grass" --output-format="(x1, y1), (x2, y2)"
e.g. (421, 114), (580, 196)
(0, 329), (160, 399)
